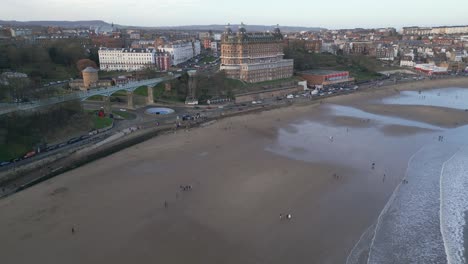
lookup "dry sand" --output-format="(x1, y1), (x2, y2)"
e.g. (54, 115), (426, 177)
(1, 78), (468, 264)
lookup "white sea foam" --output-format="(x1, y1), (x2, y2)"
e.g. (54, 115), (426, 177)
(366, 144), (459, 264)
(440, 147), (468, 264)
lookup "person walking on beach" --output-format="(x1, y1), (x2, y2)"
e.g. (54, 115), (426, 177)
(71, 227), (75, 234)
(164, 201), (168, 209)
(383, 174), (386, 183)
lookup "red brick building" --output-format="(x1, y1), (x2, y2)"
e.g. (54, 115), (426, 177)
(298, 70), (354, 87)
(203, 38), (212, 49)
(156, 52), (171, 71)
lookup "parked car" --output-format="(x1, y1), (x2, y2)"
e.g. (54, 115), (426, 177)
(68, 137), (81, 144)
(45, 145), (58, 152)
(23, 151), (36, 159)
(182, 114), (193, 121)
(0, 161), (11, 167)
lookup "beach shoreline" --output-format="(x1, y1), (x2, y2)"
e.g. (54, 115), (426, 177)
(0, 77), (468, 263)
(3, 76), (468, 197)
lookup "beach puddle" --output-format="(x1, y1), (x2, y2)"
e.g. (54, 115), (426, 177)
(267, 104), (438, 168)
(382, 87), (468, 110)
(327, 104), (442, 130)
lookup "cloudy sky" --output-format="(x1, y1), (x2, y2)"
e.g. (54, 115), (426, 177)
(1, 0), (467, 29)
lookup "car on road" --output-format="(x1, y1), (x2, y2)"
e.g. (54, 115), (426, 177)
(68, 137), (82, 144)
(23, 151), (36, 159)
(286, 94), (294, 99)
(79, 135), (90, 140)
(0, 161), (11, 167)
(182, 114), (193, 121)
(45, 145), (58, 152)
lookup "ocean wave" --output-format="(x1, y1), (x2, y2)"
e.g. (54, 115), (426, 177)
(366, 144), (459, 264)
(440, 146), (468, 264)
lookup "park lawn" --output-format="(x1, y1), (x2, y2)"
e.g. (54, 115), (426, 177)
(112, 110), (136, 120)
(99, 71), (125, 78)
(152, 85), (185, 103)
(86, 95), (104, 101)
(111, 90), (127, 96)
(201, 56), (217, 63)
(91, 115), (113, 129)
(134, 86), (148, 96)
(0, 142), (33, 161)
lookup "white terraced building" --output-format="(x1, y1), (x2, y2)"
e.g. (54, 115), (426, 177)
(98, 48), (157, 72)
(159, 40), (201, 66)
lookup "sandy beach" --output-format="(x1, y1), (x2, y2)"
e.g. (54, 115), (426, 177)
(1, 77), (468, 263)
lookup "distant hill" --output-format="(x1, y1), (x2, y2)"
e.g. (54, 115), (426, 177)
(0, 20), (111, 28)
(0, 21), (325, 32)
(154, 24), (325, 32)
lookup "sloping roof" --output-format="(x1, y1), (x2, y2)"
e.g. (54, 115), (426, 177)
(82, 67), (98, 73)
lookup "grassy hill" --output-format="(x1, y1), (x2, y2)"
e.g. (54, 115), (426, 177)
(284, 48), (385, 81)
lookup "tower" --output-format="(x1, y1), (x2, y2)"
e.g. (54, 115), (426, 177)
(186, 70), (197, 102)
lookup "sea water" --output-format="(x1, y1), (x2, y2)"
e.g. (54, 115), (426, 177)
(382, 87), (468, 110)
(440, 133), (468, 264)
(266, 95), (468, 263)
(344, 125), (468, 264)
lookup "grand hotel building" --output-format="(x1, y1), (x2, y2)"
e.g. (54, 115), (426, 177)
(220, 24), (293, 83)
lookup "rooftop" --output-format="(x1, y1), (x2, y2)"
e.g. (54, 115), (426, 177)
(82, 67), (98, 73)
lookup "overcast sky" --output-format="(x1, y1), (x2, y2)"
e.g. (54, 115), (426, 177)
(1, 0), (467, 29)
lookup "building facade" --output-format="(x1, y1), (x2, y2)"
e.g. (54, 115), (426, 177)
(156, 51), (172, 71)
(98, 48), (157, 72)
(403, 26), (468, 36)
(220, 24), (293, 83)
(297, 70), (354, 87)
(159, 40), (201, 66)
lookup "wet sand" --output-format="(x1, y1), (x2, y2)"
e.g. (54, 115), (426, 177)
(1, 79), (468, 263)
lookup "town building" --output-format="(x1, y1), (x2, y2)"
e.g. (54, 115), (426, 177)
(156, 51), (172, 71)
(400, 56), (416, 67)
(129, 32), (141, 39)
(203, 38), (212, 49)
(403, 26), (468, 36)
(375, 44), (398, 61)
(98, 48), (157, 72)
(297, 70), (354, 87)
(10, 28), (32, 37)
(69, 67), (113, 91)
(414, 64), (448, 75)
(159, 40), (201, 66)
(220, 23), (293, 83)
(210, 41), (219, 51)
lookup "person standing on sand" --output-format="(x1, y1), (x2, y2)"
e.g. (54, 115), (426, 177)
(164, 201), (168, 209)
(71, 227), (75, 234)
